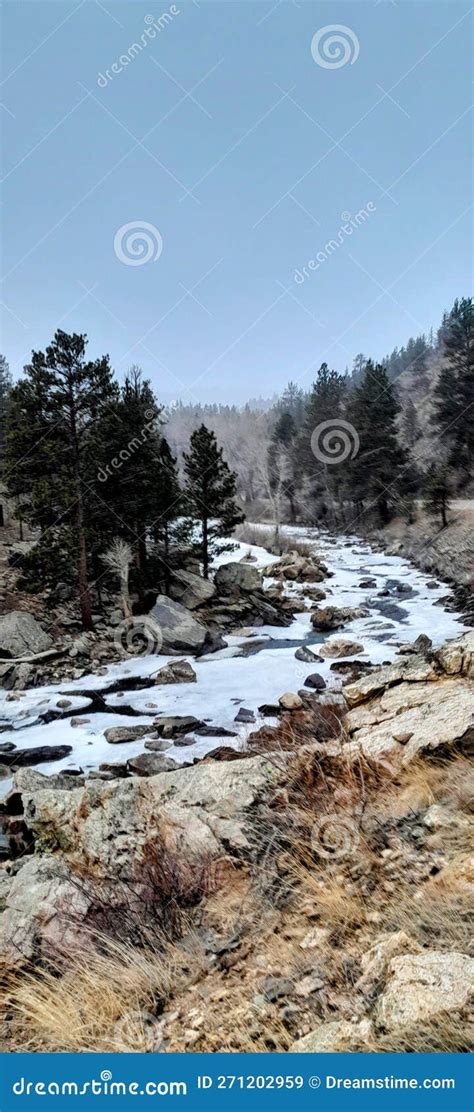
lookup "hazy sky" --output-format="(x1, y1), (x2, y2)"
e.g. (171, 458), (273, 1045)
(1, 0), (472, 404)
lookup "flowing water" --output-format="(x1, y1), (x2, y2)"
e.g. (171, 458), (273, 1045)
(0, 529), (468, 797)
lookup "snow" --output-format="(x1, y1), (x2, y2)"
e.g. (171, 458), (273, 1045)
(0, 529), (468, 797)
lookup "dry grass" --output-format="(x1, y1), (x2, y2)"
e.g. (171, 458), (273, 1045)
(235, 522), (314, 558)
(3, 934), (176, 1052)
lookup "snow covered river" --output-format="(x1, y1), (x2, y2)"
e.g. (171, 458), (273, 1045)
(0, 529), (469, 796)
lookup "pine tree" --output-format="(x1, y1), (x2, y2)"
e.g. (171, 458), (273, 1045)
(432, 297), (473, 478)
(268, 411), (298, 522)
(6, 331), (116, 629)
(153, 437), (184, 592)
(0, 354), (12, 477)
(345, 361), (406, 523)
(423, 464), (451, 528)
(183, 424), (244, 577)
(400, 398), (420, 448)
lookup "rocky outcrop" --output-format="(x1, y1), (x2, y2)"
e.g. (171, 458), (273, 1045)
(214, 562), (262, 594)
(149, 596), (208, 654)
(345, 633), (474, 765)
(290, 1019), (374, 1053)
(0, 755), (285, 964)
(377, 951), (474, 1029)
(169, 570), (216, 610)
(263, 552), (328, 583)
(0, 612), (53, 659)
(311, 605), (366, 631)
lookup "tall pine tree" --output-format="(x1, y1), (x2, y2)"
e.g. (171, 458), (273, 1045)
(432, 297), (473, 479)
(183, 425), (244, 577)
(6, 331), (116, 629)
(345, 361), (406, 523)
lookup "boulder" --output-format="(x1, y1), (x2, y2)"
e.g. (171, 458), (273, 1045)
(435, 631), (474, 677)
(153, 715), (203, 737)
(127, 754), (178, 777)
(153, 659), (197, 685)
(304, 673), (326, 691)
(214, 562), (262, 594)
(16, 755), (285, 875)
(104, 725), (152, 744)
(149, 596), (207, 654)
(344, 655), (438, 707)
(346, 676), (474, 765)
(290, 1019), (374, 1053)
(295, 646), (323, 663)
(278, 692), (303, 709)
(319, 638), (364, 659)
(311, 606), (365, 632)
(377, 951), (474, 1030)
(169, 570), (216, 610)
(0, 745), (73, 767)
(1, 856), (91, 965)
(0, 612), (53, 659)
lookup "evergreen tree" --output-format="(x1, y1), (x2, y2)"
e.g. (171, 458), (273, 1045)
(268, 411), (298, 522)
(300, 363), (347, 520)
(6, 331), (116, 629)
(92, 366), (163, 575)
(400, 398), (420, 448)
(345, 361), (406, 523)
(0, 354), (12, 477)
(423, 464), (451, 528)
(183, 424), (244, 577)
(432, 297), (473, 478)
(152, 437), (185, 592)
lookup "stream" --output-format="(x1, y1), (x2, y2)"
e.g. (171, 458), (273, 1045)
(0, 528), (469, 797)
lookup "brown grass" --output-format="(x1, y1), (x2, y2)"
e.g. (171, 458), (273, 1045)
(235, 522), (314, 558)
(3, 935), (176, 1052)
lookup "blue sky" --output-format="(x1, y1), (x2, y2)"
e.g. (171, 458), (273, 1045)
(1, 0), (472, 403)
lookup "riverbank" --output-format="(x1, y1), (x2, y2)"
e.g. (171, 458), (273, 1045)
(369, 499), (474, 599)
(1, 531), (473, 1053)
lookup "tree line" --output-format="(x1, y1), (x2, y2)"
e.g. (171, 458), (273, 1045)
(0, 295), (471, 629)
(265, 297), (472, 535)
(0, 332), (242, 629)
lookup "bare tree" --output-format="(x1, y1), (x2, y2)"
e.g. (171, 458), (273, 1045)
(102, 539), (133, 618)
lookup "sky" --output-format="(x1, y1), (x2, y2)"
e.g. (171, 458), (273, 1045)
(1, 0), (472, 405)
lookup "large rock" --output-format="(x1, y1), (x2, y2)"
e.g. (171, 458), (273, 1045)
(16, 756), (285, 875)
(435, 631), (474, 678)
(153, 659), (196, 685)
(346, 676), (474, 764)
(1, 857), (91, 965)
(290, 1019), (374, 1052)
(311, 605), (365, 632)
(149, 596), (207, 654)
(104, 725), (151, 744)
(319, 638), (364, 659)
(344, 655), (438, 707)
(169, 570), (216, 610)
(377, 951), (474, 1030)
(214, 562), (262, 594)
(0, 612), (53, 659)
